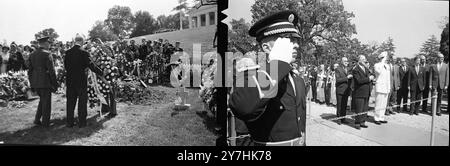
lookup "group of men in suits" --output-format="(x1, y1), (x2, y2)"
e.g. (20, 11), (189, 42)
(28, 34), (112, 128)
(333, 52), (448, 130)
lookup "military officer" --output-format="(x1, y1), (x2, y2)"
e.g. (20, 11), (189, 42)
(229, 11), (307, 146)
(28, 35), (58, 127)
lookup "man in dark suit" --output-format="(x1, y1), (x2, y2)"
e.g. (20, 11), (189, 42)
(309, 66), (318, 102)
(335, 57), (352, 124)
(421, 56), (432, 113)
(397, 58), (409, 112)
(229, 11), (307, 146)
(28, 36), (57, 127)
(64, 34), (104, 128)
(434, 53), (448, 116)
(352, 55), (374, 129)
(408, 56), (425, 115)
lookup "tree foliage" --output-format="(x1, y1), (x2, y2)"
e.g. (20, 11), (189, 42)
(88, 21), (119, 42)
(418, 35), (441, 64)
(440, 22), (449, 62)
(250, 0), (357, 66)
(130, 11), (158, 38)
(34, 28), (59, 42)
(105, 5), (135, 39)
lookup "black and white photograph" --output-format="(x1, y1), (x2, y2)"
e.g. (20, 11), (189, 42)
(226, 0), (449, 146)
(0, 0), (219, 146)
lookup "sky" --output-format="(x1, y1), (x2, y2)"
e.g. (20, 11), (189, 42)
(0, 0), (194, 45)
(225, 0), (449, 58)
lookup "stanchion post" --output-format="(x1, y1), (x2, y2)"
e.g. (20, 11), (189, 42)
(308, 97), (311, 119)
(430, 93), (437, 146)
(228, 108), (236, 146)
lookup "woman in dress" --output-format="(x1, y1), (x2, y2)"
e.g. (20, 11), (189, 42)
(330, 63), (339, 106)
(316, 64), (326, 104)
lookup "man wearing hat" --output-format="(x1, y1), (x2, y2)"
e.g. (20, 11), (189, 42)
(64, 34), (104, 128)
(373, 52), (391, 124)
(229, 11), (307, 146)
(28, 36), (58, 127)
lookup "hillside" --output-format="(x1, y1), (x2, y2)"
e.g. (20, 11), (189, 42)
(129, 26), (217, 63)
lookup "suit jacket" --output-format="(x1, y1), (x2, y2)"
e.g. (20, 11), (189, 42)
(64, 45), (103, 89)
(399, 65), (409, 89)
(436, 63), (449, 89)
(390, 64), (400, 90)
(374, 62), (391, 93)
(423, 64), (432, 89)
(352, 64), (372, 98)
(335, 65), (351, 95)
(229, 60), (306, 142)
(408, 65), (425, 91)
(28, 48), (57, 89)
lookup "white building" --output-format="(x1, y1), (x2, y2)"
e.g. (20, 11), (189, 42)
(186, 3), (217, 29)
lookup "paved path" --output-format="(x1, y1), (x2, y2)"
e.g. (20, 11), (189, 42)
(306, 99), (449, 146)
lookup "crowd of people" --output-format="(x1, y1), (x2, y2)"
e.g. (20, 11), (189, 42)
(294, 52), (448, 129)
(1, 34), (185, 128)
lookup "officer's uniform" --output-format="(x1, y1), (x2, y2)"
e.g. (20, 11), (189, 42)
(229, 11), (307, 146)
(28, 36), (57, 127)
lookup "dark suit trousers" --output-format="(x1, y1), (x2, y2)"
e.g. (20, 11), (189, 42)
(437, 88), (443, 114)
(66, 87), (88, 126)
(388, 89), (397, 111)
(336, 94), (349, 117)
(311, 81), (317, 101)
(422, 87), (430, 112)
(397, 88), (408, 111)
(410, 88), (422, 114)
(353, 97), (368, 124)
(325, 83), (331, 105)
(34, 88), (52, 126)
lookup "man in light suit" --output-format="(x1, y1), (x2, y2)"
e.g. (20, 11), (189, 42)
(435, 53), (448, 116)
(373, 52), (391, 124)
(387, 57), (400, 115)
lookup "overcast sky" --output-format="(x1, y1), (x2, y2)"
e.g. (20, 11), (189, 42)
(0, 0), (194, 45)
(225, 0), (449, 58)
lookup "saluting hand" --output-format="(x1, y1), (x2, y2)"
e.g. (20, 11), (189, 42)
(268, 38), (294, 64)
(347, 74), (353, 79)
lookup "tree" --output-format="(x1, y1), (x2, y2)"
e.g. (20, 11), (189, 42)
(130, 11), (158, 38)
(228, 18), (257, 54)
(250, 0), (356, 65)
(440, 22), (449, 62)
(173, 0), (190, 30)
(88, 21), (119, 42)
(419, 35), (441, 64)
(379, 37), (396, 61)
(34, 28), (59, 42)
(105, 5), (135, 39)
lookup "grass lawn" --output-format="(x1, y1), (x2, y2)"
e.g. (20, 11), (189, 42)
(0, 86), (217, 146)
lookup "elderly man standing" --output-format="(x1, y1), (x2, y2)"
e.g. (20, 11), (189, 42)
(435, 53), (448, 116)
(28, 36), (58, 127)
(64, 34), (104, 128)
(373, 52), (391, 124)
(352, 55), (374, 129)
(335, 57), (352, 124)
(397, 58), (409, 112)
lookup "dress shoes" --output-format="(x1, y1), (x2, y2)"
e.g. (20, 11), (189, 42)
(360, 124), (368, 128)
(380, 120), (388, 124)
(374, 121), (381, 125)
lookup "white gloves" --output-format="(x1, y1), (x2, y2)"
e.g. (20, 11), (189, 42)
(268, 38), (294, 64)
